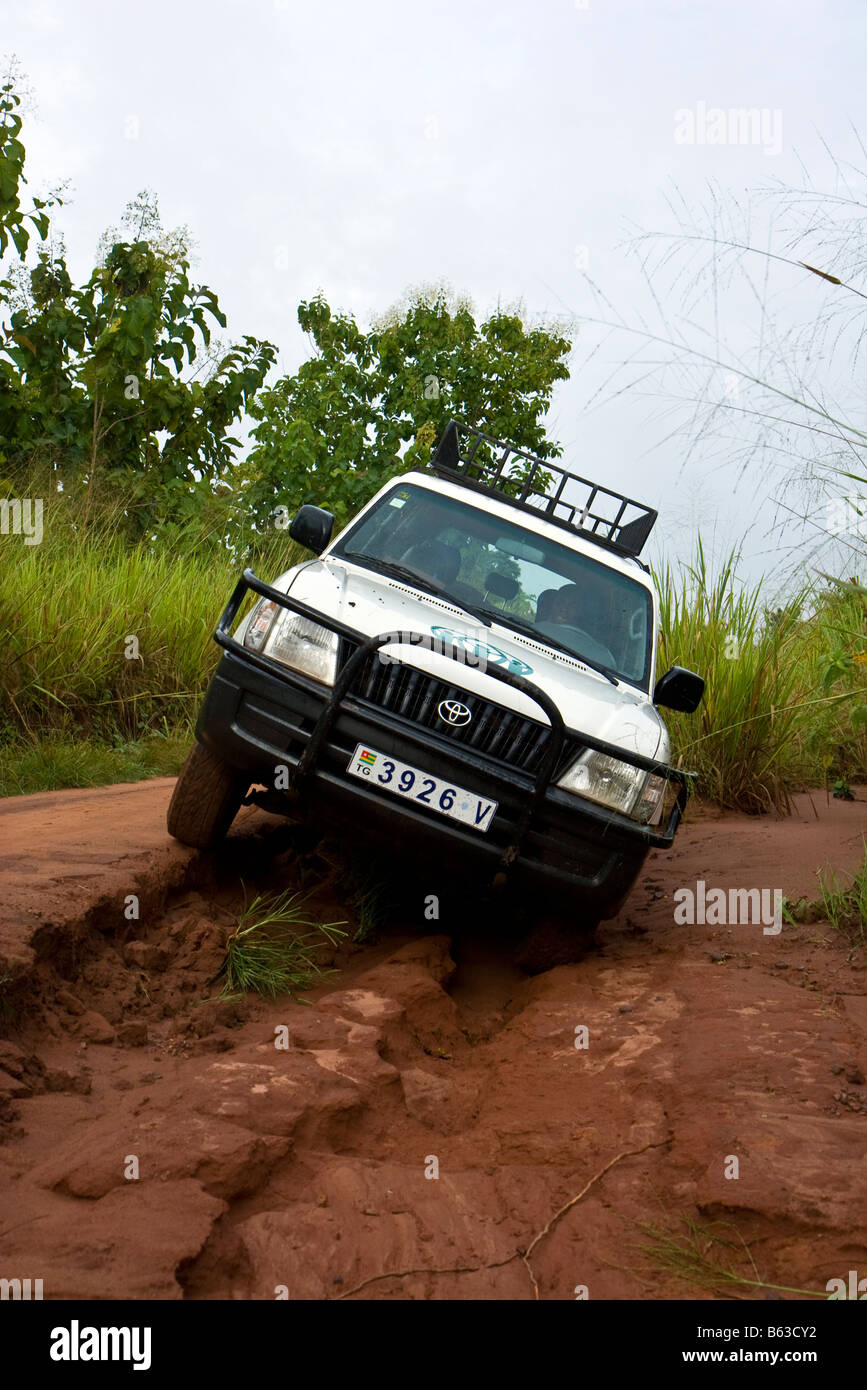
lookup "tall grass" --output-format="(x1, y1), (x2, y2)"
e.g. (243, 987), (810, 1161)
(0, 724), (194, 798)
(801, 575), (867, 789)
(656, 542), (867, 812)
(0, 495), (301, 744)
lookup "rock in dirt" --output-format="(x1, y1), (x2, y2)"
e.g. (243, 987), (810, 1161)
(56, 988), (86, 1016)
(317, 988), (405, 1029)
(0, 1041), (29, 1075)
(352, 941), (462, 1052)
(124, 940), (172, 971)
(0, 1178), (225, 1300)
(400, 1067), (453, 1126)
(77, 1010), (117, 1044)
(44, 1067), (92, 1095)
(116, 1020), (149, 1046)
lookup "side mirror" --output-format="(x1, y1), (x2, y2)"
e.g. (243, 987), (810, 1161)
(654, 665), (705, 713)
(289, 504), (334, 555)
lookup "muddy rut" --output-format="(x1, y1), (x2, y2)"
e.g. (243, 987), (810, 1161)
(1, 780), (866, 1300)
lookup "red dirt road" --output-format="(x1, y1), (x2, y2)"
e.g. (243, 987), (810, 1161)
(1, 779), (866, 1300)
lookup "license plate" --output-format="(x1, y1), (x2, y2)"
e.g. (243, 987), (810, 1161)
(346, 743), (498, 832)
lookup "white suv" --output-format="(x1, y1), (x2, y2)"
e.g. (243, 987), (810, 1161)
(168, 421), (703, 951)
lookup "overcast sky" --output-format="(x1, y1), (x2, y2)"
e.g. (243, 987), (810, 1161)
(3, 0), (865, 587)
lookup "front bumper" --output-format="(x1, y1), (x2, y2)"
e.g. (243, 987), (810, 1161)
(198, 570), (694, 918)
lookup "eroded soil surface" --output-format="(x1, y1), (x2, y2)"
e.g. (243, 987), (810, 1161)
(1, 779), (866, 1300)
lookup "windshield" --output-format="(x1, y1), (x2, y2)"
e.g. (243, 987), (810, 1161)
(332, 482), (653, 687)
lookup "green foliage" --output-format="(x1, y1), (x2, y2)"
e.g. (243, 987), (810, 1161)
(787, 844), (867, 944)
(338, 852), (391, 943)
(656, 542), (813, 812)
(816, 575), (867, 727)
(218, 888), (347, 999)
(0, 74), (276, 533)
(246, 287), (572, 530)
(2, 68), (571, 552)
(0, 724), (192, 798)
(656, 541), (867, 813)
(636, 1216), (825, 1298)
(831, 777), (856, 800)
(1, 230), (276, 531)
(814, 847), (867, 943)
(0, 76), (58, 261)
(0, 495), (304, 745)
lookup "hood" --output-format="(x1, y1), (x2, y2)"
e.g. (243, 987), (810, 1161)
(268, 557), (666, 760)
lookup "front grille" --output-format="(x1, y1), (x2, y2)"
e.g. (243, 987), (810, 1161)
(343, 646), (552, 775)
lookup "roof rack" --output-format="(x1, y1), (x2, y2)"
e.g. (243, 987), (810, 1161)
(429, 419), (657, 558)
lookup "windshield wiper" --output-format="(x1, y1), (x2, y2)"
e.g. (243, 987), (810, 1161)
(346, 554), (438, 590)
(344, 553), (492, 627)
(478, 608), (620, 686)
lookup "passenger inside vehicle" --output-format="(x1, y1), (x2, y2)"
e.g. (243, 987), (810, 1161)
(536, 582), (617, 669)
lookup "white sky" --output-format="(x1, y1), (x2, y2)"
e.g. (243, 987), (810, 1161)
(3, 0), (865, 590)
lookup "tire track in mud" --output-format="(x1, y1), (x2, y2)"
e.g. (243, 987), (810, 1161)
(2, 780), (867, 1300)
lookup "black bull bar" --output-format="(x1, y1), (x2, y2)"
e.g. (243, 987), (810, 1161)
(214, 569), (695, 870)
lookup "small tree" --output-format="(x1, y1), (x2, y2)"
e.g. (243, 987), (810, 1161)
(0, 73), (276, 536)
(245, 286), (572, 529)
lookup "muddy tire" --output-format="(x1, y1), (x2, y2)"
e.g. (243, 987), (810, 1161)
(166, 741), (248, 849)
(514, 913), (598, 974)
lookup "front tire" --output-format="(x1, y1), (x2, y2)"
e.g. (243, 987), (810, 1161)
(167, 741), (248, 849)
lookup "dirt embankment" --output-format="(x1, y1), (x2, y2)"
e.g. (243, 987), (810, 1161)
(1, 780), (866, 1300)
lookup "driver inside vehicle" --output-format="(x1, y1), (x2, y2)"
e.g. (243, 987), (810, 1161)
(541, 581), (618, 669)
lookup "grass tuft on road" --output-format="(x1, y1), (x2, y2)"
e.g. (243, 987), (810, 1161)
(785, 842), (867, 945)
(218, 888), (348, 999)
(637, 1216), (826, 1299)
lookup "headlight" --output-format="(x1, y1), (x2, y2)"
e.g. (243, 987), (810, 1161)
(243, 599), (279, 651)
(243, 600), (338, 685)
(558, 748), (666, 824)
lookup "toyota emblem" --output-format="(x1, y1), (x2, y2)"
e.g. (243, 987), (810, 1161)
(437, 699), (472, 727)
